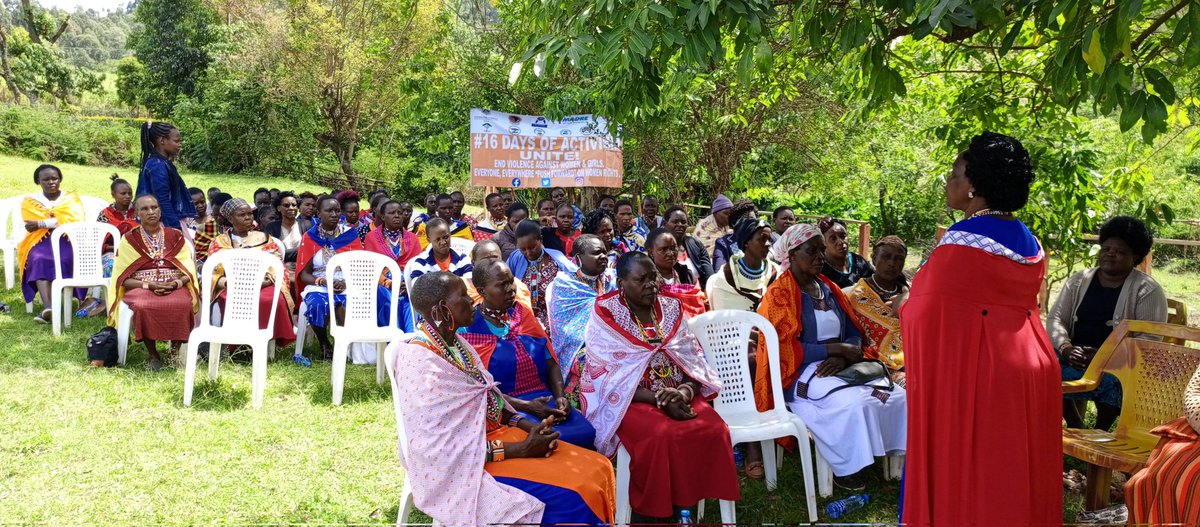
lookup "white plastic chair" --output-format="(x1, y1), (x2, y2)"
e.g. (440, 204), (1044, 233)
(48, 222), (120, 335)
(183, 249), (285, 409)
(326, 250), (404, 405)
(383, 337), (442, 527)
(294, 301), (310, 355)
(0, 197), (21, 289)
(614, 445), (716, 526)
(688, 309), (819, 522)
(401, 257), (422, 328)
(79, 195), (109, 221)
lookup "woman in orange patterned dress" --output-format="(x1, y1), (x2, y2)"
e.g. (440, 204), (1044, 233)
(844, 235), (909, 387)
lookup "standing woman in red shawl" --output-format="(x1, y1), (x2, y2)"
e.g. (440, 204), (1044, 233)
(135, 122), (196, 233)
(900, 132), (1060, 527)
(107, 195), (199, 371)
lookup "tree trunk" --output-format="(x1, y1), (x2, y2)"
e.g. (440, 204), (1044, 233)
(0, 26), (27, 103)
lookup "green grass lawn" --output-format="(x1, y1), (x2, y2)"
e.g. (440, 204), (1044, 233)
(0, 154), (315, 202)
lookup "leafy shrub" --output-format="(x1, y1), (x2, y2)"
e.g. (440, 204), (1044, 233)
(0, 105), (140, 166)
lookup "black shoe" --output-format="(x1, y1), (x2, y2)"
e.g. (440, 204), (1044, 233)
(834, 473), (866, 491)
(196, 343), (210, 361)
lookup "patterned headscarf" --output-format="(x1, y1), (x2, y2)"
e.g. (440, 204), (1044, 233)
(873, 235), (907, 253)
(734, 217), (769, 248)
(769, 223), (821, 269)
(220, 197), (250, 220)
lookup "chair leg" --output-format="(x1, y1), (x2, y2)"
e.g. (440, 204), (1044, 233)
(615, 447), (631, 527)
(815, 442), (833, 498)
(268, 340), (276, 360)
(795, 432), (819, 522)
(63, 287), (73, 329)
(761, 439), (779, 491)
(183, 340), (200, 407)
(208, 342), (222, 380)
(696, 499), (705, 521)
(888, 454), (905, 481)
(331, 340), (349, 405)
(51, 285), (62, 336)
(376, 342), (386, 385)
(1084, 463), (1112, 511)
(3, 250), (13, 289)
(251, 342), (268, 409)
(718, 499), (736, 525)
(397, 479), (415, 527)
(117, 304), (132, 365)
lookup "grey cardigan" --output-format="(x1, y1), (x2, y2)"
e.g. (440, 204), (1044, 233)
(1046, 267), (1168, 351)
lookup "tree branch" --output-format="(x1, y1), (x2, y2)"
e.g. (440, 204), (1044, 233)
(1132, 0), (1189, 51)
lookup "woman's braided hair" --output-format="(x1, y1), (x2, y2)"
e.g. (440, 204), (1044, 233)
(140, 121), (178, 166)
(961, 132), (1035, 212)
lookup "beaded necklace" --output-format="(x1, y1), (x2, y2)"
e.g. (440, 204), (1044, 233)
(575, 269), (602, 294)
(526, 251), (546, 303)
(318, 225), (340, 262)
(625, 296), (664, 345)
(422, 323), (504, 421)
(479, 304), (511, 324)
(383, 227), (404, 258)
(479, 305), (511, 339)
(736, 256), (766, 280)
(968, 208), (1012, 219)
(140, 227), (166, 266)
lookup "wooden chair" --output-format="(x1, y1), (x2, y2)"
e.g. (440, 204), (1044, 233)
(1166, 299), (1189, 345)
(1062, 320), (1200, 510)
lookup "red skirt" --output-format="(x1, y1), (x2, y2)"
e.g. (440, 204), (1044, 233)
(218, 289), (296, 346)
(124, 288), (196, 342)
(616, 396), (739, 517)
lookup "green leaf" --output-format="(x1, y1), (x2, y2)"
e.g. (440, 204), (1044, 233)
(999, 17), (1024, 55)
(1118, 0), (1143, 23)
(649, 3), (674, 19)
(1048, 0), (1074, 25)
(1082, 27), (1106, 74)
(1145, 93), (1168, 124)
(753, 39), (772, 73)
(1143, 67), (1177, 105)
(1119, 91), (1145, 132)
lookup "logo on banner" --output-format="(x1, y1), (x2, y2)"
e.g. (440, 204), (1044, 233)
(532, 117), (549, 128)
(509, 126), (521, 134)
(481, 122), (493, 132)
(534, 128), (546, 136)
(574, 175), (585, 185)
(541, 177), (552, 187)
(508, 115), (522, 124)
(511, 178), (522, 187)
(560, 129), (572, 136)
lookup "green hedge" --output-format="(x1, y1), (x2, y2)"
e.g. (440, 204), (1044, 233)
(0, 105), (141, 167)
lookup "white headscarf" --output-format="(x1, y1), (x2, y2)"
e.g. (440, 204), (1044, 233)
(769, 223), (822, 269)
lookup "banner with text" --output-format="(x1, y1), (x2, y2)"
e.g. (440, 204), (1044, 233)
(469, 108), (623, 188)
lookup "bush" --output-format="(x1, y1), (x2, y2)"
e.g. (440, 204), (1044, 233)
(0, 105), (140, 166)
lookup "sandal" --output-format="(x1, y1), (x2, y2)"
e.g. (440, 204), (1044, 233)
(744, 461), (765, 480)
(34, 309), (52, 324)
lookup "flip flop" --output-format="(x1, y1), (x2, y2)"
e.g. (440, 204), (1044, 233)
(744, 461), (766, 480)
(292, 355), (312, 367)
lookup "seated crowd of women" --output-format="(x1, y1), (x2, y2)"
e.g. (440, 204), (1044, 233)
(13, 127), (1198, 525)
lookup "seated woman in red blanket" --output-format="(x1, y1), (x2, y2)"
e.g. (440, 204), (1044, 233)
(580, 251), (739, 524)
(206, 198), (296, 348)
(107, 195), (198, 371)
(461, 258), (596, 449)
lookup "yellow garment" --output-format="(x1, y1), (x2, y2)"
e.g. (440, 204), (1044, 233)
(106, 227), (199, 326)
(16, 192), (84, 275)
(416, 220), (474, 249)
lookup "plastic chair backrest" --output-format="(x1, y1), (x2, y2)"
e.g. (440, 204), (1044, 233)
(327, 250), (402, 334)
(450, 237), (475, 257)
(198, 249), (284, 332)
(51, 222), (121, 281)
(688, 309), (785, 419)
(1167, 298), (1188, 326)
(384, 337), (417, 460)
(402, 256), (422, 324)
(1086, 321), (1200, 449)
(79, 195), (108, 221)
(1, 196), (22, 242)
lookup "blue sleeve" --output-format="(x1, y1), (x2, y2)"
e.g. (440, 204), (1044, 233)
(141, 162), (179, 228)
(800, 342), (828, 366)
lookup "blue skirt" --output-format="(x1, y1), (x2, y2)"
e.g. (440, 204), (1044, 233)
(1062, 364), (1123, 408)
(376, 285), (414, 333)
(303, 290), (346, 329)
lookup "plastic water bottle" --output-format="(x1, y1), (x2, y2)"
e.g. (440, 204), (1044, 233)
(733, 445), (745, 468)
(679, 509), (693, 525)
(825, 493), (869, 519)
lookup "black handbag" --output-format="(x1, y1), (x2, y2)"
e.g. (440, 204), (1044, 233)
(797, 359), (894, 402)
(86, 327), (119, 367)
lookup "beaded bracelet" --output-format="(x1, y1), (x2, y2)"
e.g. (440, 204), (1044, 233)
(508, 414), (524, 427)
(489, 439), (505, 462)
